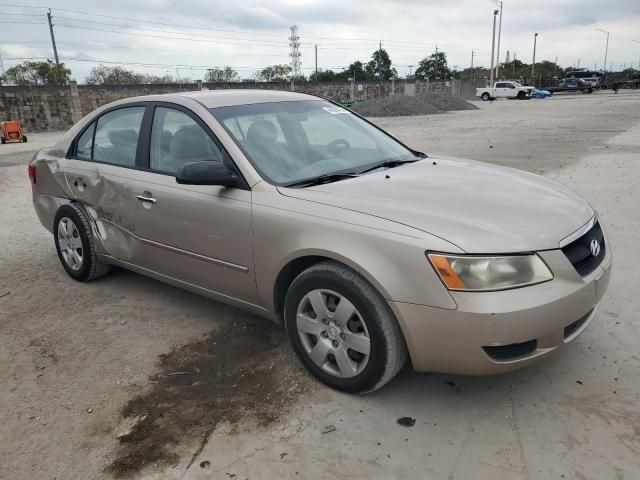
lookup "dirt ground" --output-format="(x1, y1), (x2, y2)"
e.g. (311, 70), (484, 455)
(1, 91), (639, 480)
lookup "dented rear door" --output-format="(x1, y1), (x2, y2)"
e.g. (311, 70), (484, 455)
(63, 105), (147, 262)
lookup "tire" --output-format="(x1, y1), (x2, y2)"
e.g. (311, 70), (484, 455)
(481, 92), (491, 101)
(284, 261), (407, 394)
(517, 91), (527, 100)
(1, 137), (5, 144)
(22, 136), (27, 142)
(53, 203), (110, 282)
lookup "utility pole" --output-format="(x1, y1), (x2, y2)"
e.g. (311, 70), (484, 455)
(531, 32), (538, 79)
(314, 44), (318, 82)
(471, 50), (475, 82)
(554, 55), (558, 76)
(490, 0), (503, 78)
(379, 40), (383, 80)
(489, 10), (499, 87)
(633, 40), (640, 72)
(47, 9), (60, 66)
(0, 47), (5, 77)
(595, 28), (609, 72)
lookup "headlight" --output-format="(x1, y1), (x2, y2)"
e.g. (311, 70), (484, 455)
(427, 253), (553, 291)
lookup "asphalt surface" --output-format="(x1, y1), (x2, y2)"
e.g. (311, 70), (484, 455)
(1, 90), (639, 480)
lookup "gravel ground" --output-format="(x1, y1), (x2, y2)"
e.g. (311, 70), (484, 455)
(350, 92), (477, 117)
(1, 90), (639, 480)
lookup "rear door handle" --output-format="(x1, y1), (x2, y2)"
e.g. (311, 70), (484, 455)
(136, 195), (157, 204)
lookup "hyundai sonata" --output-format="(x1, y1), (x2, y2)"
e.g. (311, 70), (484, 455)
(29, 90), (611, 393)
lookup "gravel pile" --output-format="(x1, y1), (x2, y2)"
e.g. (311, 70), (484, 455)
(351, 92), (477, 117)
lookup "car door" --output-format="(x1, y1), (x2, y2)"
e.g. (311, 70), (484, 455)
(494, 82), (507, 97)
(64, 105), (146, 261)
(132, 104), (257, 304)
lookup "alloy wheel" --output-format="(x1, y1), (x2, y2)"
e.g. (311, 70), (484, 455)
(57, 217), (83, 271)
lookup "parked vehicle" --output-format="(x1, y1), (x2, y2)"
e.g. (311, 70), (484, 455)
(0, 120), (27, 144)
(476, 81), (535, 101)
(566, 70), (602, 89)
(559, 78), (594, 93)
(546, 78), (594, 94)
(29, 91), (612, 393)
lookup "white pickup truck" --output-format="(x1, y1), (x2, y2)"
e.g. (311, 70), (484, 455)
(476, 81), (535, 101)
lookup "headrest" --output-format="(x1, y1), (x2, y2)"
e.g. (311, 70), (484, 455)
(247, 120), (278, 147)
(107, 128), (138, 146)
(170, 125), (210, 159)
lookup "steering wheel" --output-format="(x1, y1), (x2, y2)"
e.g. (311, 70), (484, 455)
(327, 138), (351, 155)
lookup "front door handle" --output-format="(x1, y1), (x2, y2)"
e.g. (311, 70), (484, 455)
(136, 195), (157, 204)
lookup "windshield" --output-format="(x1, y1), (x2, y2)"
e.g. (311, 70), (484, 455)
(511, 81), (523, 87)
(209, 100), (416, 186)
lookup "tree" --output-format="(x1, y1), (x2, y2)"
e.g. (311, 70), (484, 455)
(140, 73), (175, 84)
(2, 60), (70, 86)
(366, 48), (397, 80)
(337, 61), (370, 81)
(254, 64), (291, 82)
(415, 52), (451, 80)
(309, 69), (339, 82)
(85, 65), (146, 85)
(205, 66), (239, 83)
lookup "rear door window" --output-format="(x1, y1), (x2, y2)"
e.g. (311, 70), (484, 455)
(92, 107), (145, 167)
(76, 122), (95, 160)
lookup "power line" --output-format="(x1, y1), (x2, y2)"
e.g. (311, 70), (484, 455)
(54, 23), (302, 48)
(0, 20), (46, 24)
(0, 3), (495, 54)
(52, 16), (298, 45)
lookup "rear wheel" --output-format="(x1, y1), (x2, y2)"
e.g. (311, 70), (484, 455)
(1, 137), (5, 144)
(284, 261), (407, 393)
(22, 135), (27, 142)
(481, 92), (491, 101)
(54, 204), (110, 282)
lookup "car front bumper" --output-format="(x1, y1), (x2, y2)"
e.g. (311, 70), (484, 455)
(389, 248), (612, 375)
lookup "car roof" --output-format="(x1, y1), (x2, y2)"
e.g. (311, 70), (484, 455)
(161, 89), (320, 108)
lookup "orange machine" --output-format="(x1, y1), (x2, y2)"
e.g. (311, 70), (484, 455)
(1, 121), (27, 144)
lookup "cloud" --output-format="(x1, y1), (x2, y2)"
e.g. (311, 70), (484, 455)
(1, 0), (639, 81)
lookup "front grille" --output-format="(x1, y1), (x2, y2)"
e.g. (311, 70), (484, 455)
(564, 310), (593, 339)
(483, 340), (537, 361)
(561, 221), (605, 277)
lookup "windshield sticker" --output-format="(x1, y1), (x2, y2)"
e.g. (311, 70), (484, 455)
(323, 106), (348, 115)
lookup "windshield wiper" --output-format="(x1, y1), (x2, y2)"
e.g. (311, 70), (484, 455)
(285, 172), (360, 188)
(358, 158), (421, 175)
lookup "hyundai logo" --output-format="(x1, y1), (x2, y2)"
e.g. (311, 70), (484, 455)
(590, 239), (601, 257)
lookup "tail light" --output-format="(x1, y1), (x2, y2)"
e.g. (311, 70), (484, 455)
(28, 164), (37, 185)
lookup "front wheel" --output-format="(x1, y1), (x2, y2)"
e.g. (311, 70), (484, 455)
(284, 261), (407, 393)
(517, 91), (527, 100)
(481, 92), (491, 101)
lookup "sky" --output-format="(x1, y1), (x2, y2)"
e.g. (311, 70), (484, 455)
(1, 0), (640, 82)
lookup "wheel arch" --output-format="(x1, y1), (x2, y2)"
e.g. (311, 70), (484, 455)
(271, 250), (394, 322)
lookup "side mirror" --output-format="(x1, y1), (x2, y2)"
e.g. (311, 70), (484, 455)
(175, 161), (238, 187)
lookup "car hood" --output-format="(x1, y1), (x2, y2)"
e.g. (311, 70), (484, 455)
(278, 158), (594, 253)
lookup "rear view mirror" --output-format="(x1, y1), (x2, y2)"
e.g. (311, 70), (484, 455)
(175, 161), (238, 187)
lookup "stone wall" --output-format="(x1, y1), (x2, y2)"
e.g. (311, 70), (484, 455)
(1, 79), (473, 132)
